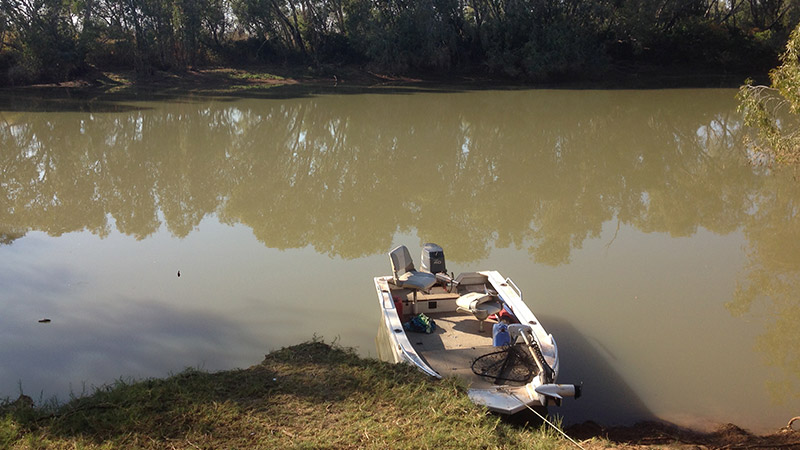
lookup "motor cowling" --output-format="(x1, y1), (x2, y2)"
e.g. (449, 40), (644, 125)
(421, 243), (447, 274)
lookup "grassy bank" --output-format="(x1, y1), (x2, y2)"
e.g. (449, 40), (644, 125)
(1, 341), (798, 449)
(0, 340), (567, 449)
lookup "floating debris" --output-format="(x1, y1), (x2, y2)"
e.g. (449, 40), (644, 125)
(38, 318), (51, 323)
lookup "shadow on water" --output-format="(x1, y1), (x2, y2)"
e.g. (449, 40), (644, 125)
(0, 89), (153, 113)
(0, 61), (753, 114)
(377, 311), (656, 429)
(0, 82), (475, 113)
(4, 72), (729, 114)
(535, 315), (657, 428)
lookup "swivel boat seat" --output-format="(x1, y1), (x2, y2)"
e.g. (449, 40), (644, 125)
(456, 291), (502, 332)
(389, 245), (436, 313)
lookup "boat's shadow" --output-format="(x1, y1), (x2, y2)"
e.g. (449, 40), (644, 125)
(511, 315), (657, 428)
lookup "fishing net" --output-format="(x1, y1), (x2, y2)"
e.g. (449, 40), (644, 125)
(471, 344), (539, 384)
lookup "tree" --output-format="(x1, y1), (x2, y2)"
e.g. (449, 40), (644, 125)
(738, 21), (800, 165)
(747, 0), (793, 31)
(0, 0), (89, 82)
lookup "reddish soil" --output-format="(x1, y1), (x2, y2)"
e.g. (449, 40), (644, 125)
(567, 419), (800, 449)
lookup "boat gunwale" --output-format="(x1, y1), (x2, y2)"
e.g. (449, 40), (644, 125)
(374, 270), (561, 413)
(374, 275), (440, 378)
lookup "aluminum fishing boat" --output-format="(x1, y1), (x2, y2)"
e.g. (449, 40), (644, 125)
(374, 243), (581, 414)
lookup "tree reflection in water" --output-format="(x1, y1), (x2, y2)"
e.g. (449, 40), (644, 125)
(727, 169), (800, 406)
(0, 87), (797, 401)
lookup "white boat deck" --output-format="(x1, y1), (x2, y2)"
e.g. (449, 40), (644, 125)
(385, 278), (534, 390)
(377, 262), (574, 414)
(407, 312), (502, 389)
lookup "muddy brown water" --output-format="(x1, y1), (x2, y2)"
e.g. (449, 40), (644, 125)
(0, 86), (797, 432)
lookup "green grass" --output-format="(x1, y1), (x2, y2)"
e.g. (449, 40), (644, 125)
(0, 340), (574, 449)
(229, 71), (286, 81)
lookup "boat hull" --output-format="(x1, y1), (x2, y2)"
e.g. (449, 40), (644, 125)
(374, 270), (564, 414)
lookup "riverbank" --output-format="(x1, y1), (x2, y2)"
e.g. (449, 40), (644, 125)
(13, 63), (764, 96)
(1, 340), (797, 449)
(15, 65), (449, 90)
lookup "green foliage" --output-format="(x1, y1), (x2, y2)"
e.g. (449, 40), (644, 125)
(0, 0), (87, 83)
(477, 1), (607, 80)
(230, 0), (280, 43)
(345, 0), (462, 72)
(0, 414), (20, 448)
(738, 21), (800, 165)
(772, 23), (800, 111)
(0, 0), (798, 84)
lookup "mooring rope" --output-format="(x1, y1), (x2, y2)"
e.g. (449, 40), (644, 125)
(500, 388), (585, 450)
(784, 416), (800, 432)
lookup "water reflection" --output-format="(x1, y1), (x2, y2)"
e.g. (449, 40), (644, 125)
(1, 87), (798, 430)
(0, 90), (761, 261)
(727, 169), (800, 407)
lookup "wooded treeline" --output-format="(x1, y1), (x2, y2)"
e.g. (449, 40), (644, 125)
(0, 0), (799, 85)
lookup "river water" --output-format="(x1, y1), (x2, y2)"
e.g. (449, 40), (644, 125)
(0, 86), (797, 432)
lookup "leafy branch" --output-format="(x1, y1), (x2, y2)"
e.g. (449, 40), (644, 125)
(738, 22), (800, 166)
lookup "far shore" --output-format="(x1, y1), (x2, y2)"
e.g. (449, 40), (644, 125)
(1, 64), (767, 95)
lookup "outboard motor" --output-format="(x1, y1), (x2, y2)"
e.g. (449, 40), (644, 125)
(421, 243), (458, 291)
(420, 243), (446, 274)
